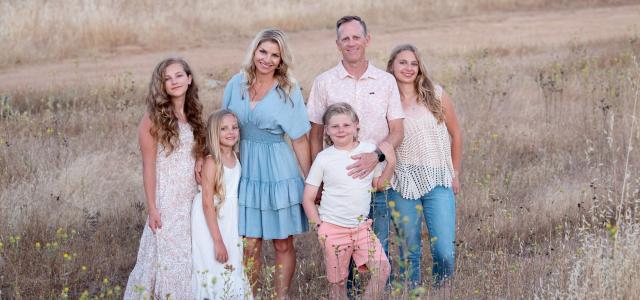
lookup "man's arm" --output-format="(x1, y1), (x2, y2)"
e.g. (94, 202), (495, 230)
(347, 118), (403, 179)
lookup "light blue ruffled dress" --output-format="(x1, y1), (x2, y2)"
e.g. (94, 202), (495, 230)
(222, 73), (310, 240)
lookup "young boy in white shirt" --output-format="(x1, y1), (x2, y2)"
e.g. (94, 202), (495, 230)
(302, 102), (395, 300)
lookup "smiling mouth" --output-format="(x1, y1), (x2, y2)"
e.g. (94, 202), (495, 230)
(259, 61), (272, 68)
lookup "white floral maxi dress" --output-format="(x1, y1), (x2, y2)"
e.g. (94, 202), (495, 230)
(125, 122), (198, 300)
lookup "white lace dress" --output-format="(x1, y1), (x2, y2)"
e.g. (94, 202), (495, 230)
(125, 122), (198, 300)
(192, 157), (253, 299)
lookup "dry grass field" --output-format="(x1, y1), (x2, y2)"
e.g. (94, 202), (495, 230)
(1, 1), (640, 299)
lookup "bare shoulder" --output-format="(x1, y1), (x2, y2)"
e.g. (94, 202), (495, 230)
(137, 112), (157, 152)
(440, 88), (455, 107)
(202, 155), (219, 177)
(138, 112), (152, 134)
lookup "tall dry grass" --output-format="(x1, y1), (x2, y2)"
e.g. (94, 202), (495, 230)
(0, 0), (633, 67)
(1, 15), (640, 300)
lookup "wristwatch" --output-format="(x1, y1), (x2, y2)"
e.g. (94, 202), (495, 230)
(374, 148), (386, 162)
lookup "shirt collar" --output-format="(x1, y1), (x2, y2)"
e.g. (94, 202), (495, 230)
(336, 61), (378, 80)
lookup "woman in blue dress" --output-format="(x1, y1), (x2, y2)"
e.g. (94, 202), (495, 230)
(222, 28), (311, 299)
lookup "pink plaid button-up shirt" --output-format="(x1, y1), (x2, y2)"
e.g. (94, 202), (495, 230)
(307, 62), (404, 145)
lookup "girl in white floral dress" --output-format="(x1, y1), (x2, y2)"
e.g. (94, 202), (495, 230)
(125, 57), (206, 300)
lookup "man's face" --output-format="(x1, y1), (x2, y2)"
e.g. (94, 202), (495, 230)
(336, 20), (370, 64)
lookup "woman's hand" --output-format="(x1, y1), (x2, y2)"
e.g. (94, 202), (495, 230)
(452, 175), (460, 195)
(214, 240), (229, 263)
(148, 209), (162, 234)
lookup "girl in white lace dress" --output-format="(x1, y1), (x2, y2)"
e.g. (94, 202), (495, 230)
(125, 57), (206, 299)
(192, 109), (253, 299)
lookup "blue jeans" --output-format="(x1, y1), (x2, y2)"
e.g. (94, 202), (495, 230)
(346, 191), (390, 295)
(370, 190), (391, 255)
(388, 186), (456, 286)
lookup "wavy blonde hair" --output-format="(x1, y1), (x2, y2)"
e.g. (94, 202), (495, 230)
(241, 28), (296, 104)
(146, 57), (206, 157)
(387, 44), (445, 123)
(205, 109), (239, 212)
(322, 102), (360, 146)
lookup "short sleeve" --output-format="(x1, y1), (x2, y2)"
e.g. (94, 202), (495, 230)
(306, 77), (327, 124)
(386, 77), (404, 121)
(279, 84), (311, 140)
(305, 156), (324, 186)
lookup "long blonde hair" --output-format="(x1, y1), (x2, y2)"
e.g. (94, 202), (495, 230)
(205, 109), (239, 212)
(146, 57), (206, 156)
(241, 28), (296, 104)
(386, 44), (445, 123)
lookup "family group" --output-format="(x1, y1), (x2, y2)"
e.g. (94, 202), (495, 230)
(123, 15), (462, 300)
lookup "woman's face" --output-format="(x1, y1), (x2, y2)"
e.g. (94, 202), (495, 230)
(164, 63), (192, 99)
(392, 50), (419, 84)
(253, 40), (282, 77)
(326, 113), (358, 147)
(218, 114), (239, 149)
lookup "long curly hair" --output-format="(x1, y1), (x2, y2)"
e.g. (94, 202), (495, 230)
(241, 28), (296, 104)
(386, 44), (445, 123)
(146, 57), (206, 157)
(204, 109), (240, 213)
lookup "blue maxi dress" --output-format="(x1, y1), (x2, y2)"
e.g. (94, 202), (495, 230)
(222, 73), (310, 240)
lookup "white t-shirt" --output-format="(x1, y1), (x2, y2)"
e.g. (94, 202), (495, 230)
(305, 142), (384, 228)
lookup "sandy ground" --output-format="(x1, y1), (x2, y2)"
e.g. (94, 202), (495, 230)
(0, 4), (638, 91)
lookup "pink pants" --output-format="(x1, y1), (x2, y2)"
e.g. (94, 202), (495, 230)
(317, 219), (389, 283)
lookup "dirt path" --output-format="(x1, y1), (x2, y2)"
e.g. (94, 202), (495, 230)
(0, 4), (638, 91)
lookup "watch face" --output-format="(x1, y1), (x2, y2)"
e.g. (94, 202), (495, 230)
(378, 152), (385, 162)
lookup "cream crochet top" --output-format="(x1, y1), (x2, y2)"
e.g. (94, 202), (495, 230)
(392, 85), (454, 200)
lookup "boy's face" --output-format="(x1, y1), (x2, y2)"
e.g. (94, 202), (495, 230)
(325, 113), (358, 147)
